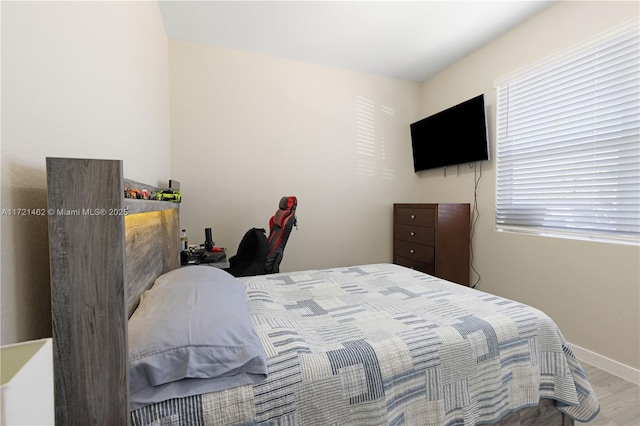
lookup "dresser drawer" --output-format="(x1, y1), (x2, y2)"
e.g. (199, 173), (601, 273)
(393, 240), (435, 263)
(395, 207), (435, 227)
(395, 224), (435, 245)
(394, 255), (435, 275)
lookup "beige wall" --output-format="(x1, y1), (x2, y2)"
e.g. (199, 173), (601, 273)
(1, 1), (171, 345)
(1, 0), (637, 377)
(169, 40), (422, 272)
(416, 1), (639, 370)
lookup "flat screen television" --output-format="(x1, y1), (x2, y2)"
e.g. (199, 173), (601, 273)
(410, 94), (489, 172)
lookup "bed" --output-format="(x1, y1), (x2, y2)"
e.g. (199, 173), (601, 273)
(127, 264), (599, 426)
(46, 158), (599, 425)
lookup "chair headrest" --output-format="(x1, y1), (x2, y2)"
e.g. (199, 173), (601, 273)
(278, 196), (297, 211)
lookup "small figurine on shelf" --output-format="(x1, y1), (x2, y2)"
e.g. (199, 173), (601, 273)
(156, 189), (181, 203)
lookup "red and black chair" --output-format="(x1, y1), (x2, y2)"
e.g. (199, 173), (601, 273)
(265, 196), (297, 274)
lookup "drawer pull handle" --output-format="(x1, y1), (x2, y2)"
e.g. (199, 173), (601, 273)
(410, 249), (415, 254)
(410, 214), (416, 219)
(410, 231), (415, 236)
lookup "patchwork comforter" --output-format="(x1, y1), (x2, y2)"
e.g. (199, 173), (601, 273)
(131, 263), (599, 425)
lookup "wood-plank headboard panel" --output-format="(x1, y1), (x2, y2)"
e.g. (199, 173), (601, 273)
(125, 208), (180, 316)
(47, 157), (180, 425)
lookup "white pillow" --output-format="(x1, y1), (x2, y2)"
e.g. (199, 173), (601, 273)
(128, 266), (268, 409)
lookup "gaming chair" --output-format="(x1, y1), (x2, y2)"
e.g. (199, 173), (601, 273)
(265, 196), (297, 274)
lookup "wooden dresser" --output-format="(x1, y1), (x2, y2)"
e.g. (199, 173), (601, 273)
(393, 203), (470, 286)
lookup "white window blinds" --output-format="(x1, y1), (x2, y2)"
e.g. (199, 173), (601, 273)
(495, 19), (640, 243)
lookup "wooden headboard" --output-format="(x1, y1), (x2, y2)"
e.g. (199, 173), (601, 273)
(46, 157), (180, 425)
(124, 208), (179, 316)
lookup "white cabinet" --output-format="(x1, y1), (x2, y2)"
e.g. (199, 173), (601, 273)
(1, 338), (54, 425)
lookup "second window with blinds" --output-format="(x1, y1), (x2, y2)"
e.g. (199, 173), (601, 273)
(494, 18), (639, 245)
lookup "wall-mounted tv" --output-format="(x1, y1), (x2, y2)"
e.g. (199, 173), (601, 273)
(410, 94), (489, 172)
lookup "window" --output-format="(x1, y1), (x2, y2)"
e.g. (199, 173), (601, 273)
(494, 19), (640, 244)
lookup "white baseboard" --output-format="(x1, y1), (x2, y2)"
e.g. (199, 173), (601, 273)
(568, 342), (640, 386)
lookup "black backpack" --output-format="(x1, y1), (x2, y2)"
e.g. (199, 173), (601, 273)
(226, 228), (269, 277)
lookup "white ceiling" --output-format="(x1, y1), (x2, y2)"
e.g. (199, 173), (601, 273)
(158, 1), (555, 83)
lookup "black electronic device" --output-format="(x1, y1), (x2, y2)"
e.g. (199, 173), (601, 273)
(181, 247), (226, 265)
(201, 250), (226, 264)
(204, 228), (214, 251)
(410, 94), (489, 172)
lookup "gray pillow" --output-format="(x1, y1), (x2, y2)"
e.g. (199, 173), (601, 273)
(128, 265), (267, 408)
